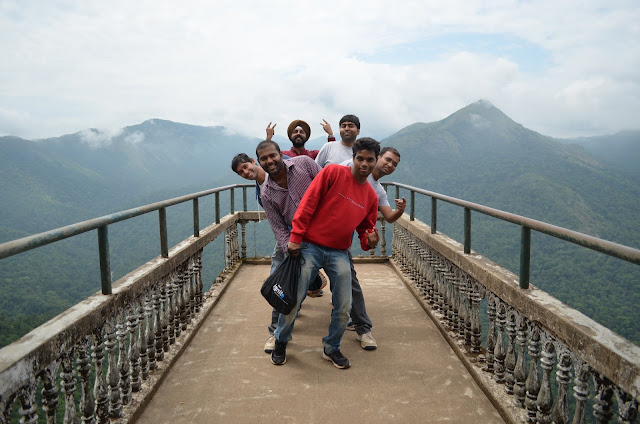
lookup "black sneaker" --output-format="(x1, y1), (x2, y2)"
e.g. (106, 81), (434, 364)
(322, 349), (350, 369)
(271, 340), (287, 365)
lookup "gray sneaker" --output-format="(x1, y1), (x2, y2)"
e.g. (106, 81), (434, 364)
(356, 332), (377, 350)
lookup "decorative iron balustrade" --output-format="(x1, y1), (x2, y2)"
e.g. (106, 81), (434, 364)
(391, 216), (640, 424)
(1, 181), (639, 423)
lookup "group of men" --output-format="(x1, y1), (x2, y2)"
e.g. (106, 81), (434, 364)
(231, 115), (405, 369)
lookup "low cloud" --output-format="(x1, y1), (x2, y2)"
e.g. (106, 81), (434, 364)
(79, 128), (124, 148)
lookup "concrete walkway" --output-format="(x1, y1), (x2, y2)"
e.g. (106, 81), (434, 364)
(135, 263), (505, 423)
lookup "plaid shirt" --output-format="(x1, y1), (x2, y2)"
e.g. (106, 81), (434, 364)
(261, 156), (321, 252)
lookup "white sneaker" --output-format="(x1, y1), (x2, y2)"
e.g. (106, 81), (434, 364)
(356, 332), (377, 350)
(264, 335), (275, 353)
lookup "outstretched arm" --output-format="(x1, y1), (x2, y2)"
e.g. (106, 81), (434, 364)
(379, 196), (407, 223)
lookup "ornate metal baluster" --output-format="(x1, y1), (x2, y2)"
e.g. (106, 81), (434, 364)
(592, 373), (614, 424)
(494, 302), (506, 384)
(18, 380), (38, 424)
(40, 362), (59, 424)
(240, 221), (247, 258)
(572, 362), (590, 424)
(457, 272), (467, 340)
(161, 277), (170, 353)
(194, 250), (203, 311)
(154, 282), (165, 362)
(485, 295), (497, 373)
(166, 272), (177, 346)
(105, 319), (122, 418)
(536, 339), (556, 423)
(138, 297), (149, 381)
(180, 265), (190, 332)
(117, 310), (132, 405)
(61, 348), (77, 423)
(1, 393), (17, 424)
(129, 300), (142, 393)
(146, 289), (158, 371)
(525, 327), (541, 423)
(92, 327), (109, 424)
(615, 388), (639, 423)
(504, 310), (517, 395)
(380, 220), (387, 256)
(77, 336), (96, 423)
(174, 270), (183, 339)
(470, 282), (483, 353)
(551, 351), (572, 424)
(514, 319), (528, 407)
(225, 228), (232, 270)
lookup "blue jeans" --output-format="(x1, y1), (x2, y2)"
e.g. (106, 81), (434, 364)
(268, 243), (285, 335)
(274, 243), (352, 354)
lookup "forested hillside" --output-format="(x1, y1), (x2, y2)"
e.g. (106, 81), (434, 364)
(384, 100), (640, 343)
(1, 103), (639, 347)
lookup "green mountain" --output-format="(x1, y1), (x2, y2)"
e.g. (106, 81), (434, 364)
(560, 130), (640, 179)
(381, 99), (640, 343)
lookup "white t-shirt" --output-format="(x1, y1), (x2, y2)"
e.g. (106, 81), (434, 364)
(340, 159), (390, 207)
(315, 142), (353, 168)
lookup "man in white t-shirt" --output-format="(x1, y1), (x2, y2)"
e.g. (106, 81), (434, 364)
(315, 115), (361, 167)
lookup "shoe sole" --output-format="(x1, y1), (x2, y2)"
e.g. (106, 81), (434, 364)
(271, 356), (286, 365)
(264, 348), (274, 353)
(322, 352), (350, 369)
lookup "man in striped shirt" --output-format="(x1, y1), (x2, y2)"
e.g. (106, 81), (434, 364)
(256, 139), (323, 352)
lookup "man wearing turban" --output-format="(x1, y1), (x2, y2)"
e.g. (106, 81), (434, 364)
(265, 119), (336, 160)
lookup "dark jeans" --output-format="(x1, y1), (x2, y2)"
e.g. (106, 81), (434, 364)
(348, 250), (373, 335)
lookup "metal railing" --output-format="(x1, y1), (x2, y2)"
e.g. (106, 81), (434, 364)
(386, 182), (640, 289)
(0, 183), (255, 295)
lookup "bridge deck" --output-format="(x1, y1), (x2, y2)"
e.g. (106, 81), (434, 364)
(135, 263), (505, 423)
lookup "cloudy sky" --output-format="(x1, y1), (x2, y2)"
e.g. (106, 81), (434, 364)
(1, 0), (638, 140)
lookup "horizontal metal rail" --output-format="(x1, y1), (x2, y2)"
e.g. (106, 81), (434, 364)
(0, 183), (254, 294)
(386, 181), (640, 288)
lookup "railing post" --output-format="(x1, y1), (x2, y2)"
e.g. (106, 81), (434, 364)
(410, 190), (415, 221)
(192, 198), (200, 238)
(520, 226), (531, 289)
(230, 188), (235, 214)
(431, 197), (437, 234)
(395, 185), (400, 202)
(98, 225), (112, 295)
(215, 192), (220, 224)
(464, 207), (471, 254)
(242, 186), (247, 212)
(159, 207), (168, 258)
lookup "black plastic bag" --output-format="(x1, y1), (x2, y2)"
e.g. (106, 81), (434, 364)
(260, 254), (301, 314)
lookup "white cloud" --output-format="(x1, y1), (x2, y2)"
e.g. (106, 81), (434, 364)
(79, 128), (123, 148)
(0, 0), (638, 139)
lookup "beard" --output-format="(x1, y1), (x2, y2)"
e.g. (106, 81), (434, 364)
(292, 137), (306, 148)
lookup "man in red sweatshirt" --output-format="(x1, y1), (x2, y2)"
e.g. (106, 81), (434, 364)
(271, 137), (381, 369)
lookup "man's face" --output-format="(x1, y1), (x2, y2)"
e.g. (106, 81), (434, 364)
(290, 126), (308, 148)
(340, 121), (360, 143)
(352, 149), (377, 180)
(257, 144), (284, 176)
(235, 159), (259, 181)
(376, 151), (400, 177)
